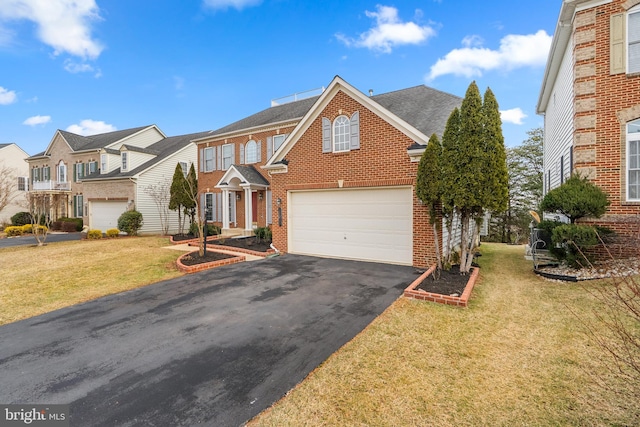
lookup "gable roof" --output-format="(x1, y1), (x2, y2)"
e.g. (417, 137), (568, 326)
(83, 130), (211, 181)
(265, 75), (461, 168)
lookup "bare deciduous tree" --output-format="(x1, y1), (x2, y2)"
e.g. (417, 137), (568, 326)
(28, 193), (53, 246)
(0, 165), (21, 217)
(144, 181), (171, 235)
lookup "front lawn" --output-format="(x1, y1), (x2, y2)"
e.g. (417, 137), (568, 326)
(249, 243), (639, 426)
(0, 237), (183, 326)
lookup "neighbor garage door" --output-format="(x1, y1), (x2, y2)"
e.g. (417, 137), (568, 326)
(90, 201), (128, 232)
(289, 187), (413, 265)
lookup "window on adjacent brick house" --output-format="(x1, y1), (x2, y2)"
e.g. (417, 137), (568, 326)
(222, 144), (233, 170)
(628, 118), (640, 200)
(58, 161), (67, 183)
(245, 140), (258, 164)
(76, 162), (83, 181)
(322, 111), (360, 153)
(89, 161), (98, 175)
(204, 147), (214, 172)
(205, 193), (214, 221)
(629, 7), (640, 74)
(74, 195), (83, 218)
(273, 134), (285, 152)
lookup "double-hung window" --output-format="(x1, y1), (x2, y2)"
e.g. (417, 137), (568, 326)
(74, 195), (83, 218)
(204, 147), (214, 172)
(205, 193), (214, 221)
(76, 163), (84, 181)
(17, 177), (28, 191)
(180, 161), (188, 176)
(628, 118), (640, 200)
(58, 161), (67, 183)
(222, 144), (233, 170)
(100, 154), (107, 173)
(121, 152), (128, 171)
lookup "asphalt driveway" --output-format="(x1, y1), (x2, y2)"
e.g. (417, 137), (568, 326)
(0, 254), (418, 426)
(0, 232), (82, 248)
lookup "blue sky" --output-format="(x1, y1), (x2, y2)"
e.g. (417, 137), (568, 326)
(0, 0), (560, 155)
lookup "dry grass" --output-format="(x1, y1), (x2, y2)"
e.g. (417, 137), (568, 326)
(249, 243), (640, 426)
(0, 236), (183, 325)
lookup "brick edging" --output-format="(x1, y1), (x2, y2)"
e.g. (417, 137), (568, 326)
(169, 235), (224, 245)
(186, 242), (275, 258)
(176, 250), (245, 274)
(403, 265), (480, 307)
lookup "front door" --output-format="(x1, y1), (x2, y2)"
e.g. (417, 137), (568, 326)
(252, 192), (258, 223)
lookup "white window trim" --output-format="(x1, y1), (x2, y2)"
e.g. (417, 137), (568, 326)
(18, 176), (28, 191)
(76, 162), (83, 181)
(58, 161), (67, 183)
(121, 152), (128, 171)
(204, 147), (214, 172)
(333, 115), (350, 153)
(180, 161), (188, 176)
(100, 154), (107, 174)
(222, 143), (233, 170)
(272, 134), (285, 153)
(627, 119), (640, 201)
(245, 140), (258, 164)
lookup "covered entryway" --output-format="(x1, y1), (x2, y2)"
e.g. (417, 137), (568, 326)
(90, 200), (128, 232)
(288, 187), (413, 265)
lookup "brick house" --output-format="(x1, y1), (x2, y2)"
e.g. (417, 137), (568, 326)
(537, 0), (640, 242)
(195, 76), (461, 268)
(27, 126), (207, 234)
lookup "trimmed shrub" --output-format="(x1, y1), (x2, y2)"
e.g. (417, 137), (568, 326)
(540, 174), (609, 223)
(254, 226), (272, 241)
(21, 224), (33, 234)
(117, 210), (143, 236)
(188, 222), (220, 237)
(51, 221), (63, 231)
(106, 228), (120, 238)
(87, 229), (103, 239)
(4, 226), (23, 237)
(61, 221), (78, 232)
(551, 224), (599, 268)
(10, 212), (32, 226)
(58, 217), (83, 231)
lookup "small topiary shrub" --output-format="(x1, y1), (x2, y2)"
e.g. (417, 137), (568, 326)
(254, 226), (272, 242)
(21, 224), (33, 234)
(4, 226), (23, 237)
(188, 222), (220, 237)
(59, 217), (83, 231)
(117, 210), (143, 236)
(51, 221), (63, 231)
(551, 224), (599, 268)
(87, 229), (103, 239)
(61, 221), (78, 232)
(106, 228), (120, 238)
(11, 212), (32, 226)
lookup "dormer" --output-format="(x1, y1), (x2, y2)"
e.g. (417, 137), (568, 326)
(99, 148), (121, 174)
(119, 145), (157, 172)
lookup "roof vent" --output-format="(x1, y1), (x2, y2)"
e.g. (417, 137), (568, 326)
(369, 89), (373, 96)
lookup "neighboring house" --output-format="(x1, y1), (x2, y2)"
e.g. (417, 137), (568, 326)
(0, 143), (29, 224)
(538, 0), (640, 240)
(195, 76), (461, 268)
(27, 126), (206, 234)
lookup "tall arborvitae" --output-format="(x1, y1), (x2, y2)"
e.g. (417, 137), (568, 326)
(169, 163), (187, 234)
(481, 87), (509, 214)
(416, 133), (443, 270)
(455, 81), (485, 274)
(439, 107), (461, 268)
(185, 163), (198, 227)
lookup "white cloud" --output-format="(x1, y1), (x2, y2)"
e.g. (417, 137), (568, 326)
(336, 5), (436, 54)
(0, 0), (103, 59)
(64, 59), (93, 73)
(427, 30), (552, 80)
(203, 0), (262, 10)
(173, 76), (185, 90)
(0, 86), (17, 105)
(66, 119), (116, 136)
(500, 108), (527, 125)
(23, 115), (51, 126)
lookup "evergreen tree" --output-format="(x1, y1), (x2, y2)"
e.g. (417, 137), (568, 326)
(169, 163), (188, 234)
(185, 163), (198, 227)
(439, 107), (461, 268)
(416, 133), (443, 270)
(481, 88), (508, 214)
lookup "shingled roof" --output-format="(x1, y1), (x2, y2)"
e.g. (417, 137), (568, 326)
(84, 130), (212, 180)
(204, 84), (461, 140)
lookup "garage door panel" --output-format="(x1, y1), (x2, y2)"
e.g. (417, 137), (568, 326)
(90, 201), (128, 232)
(289, 188), (412, 265)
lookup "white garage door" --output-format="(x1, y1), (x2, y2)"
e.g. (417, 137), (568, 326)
(289, 187), (413, 265)
(90, 201), (128, 232)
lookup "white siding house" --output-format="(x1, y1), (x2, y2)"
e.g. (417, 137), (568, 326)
(0, 143), (29, 224)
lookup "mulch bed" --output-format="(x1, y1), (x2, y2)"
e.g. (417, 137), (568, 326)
(179, 251), (235, 266)
(416, 266), (473, 296)
(213, 236), (272, 253)
(172, 234), (199, 242)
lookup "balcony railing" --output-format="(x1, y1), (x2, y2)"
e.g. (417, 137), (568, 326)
(32, 180), (71, 191)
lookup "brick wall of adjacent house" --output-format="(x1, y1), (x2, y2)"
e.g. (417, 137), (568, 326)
(572, 0), (640, 252)
(268, 90), (437, 268)
(197, 125), (297, 229)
